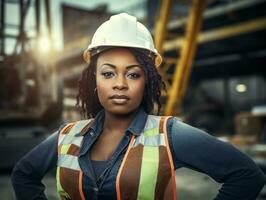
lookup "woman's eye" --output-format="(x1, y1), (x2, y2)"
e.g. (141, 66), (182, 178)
(128, 73), (140, 79)
(101, 72), (114, 78)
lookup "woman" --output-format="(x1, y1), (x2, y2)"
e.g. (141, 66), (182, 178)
(12, 13), (265, 200)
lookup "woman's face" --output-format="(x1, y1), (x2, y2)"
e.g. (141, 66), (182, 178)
(96, 48), (145, 116)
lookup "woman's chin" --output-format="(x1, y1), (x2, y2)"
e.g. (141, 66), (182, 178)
(104, 105), (137, 117)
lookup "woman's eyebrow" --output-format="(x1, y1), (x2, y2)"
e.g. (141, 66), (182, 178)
(100, 63), (141, 70)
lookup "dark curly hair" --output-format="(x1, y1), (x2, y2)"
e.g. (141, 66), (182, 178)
(76, 47), (166, 118)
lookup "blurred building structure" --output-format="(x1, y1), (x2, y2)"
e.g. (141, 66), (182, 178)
(154, 0), (266, 141)
(0, 0), (63, 168)
(0, 0), (266, 199)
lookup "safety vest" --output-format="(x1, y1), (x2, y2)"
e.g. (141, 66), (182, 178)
(56, 115), (177, 200)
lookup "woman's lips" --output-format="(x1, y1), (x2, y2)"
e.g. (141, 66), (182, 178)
(110, 95), (130, 104)
(111, 98), (129, 104)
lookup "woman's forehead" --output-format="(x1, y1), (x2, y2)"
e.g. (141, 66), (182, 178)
(97, 48), (140, 67)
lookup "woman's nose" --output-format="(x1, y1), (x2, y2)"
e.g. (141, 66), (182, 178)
(113, 75), (128, 90)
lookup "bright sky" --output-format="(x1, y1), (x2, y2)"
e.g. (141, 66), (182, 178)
(5, 0), (146, 53)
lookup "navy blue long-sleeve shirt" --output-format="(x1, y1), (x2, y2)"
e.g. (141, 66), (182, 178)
(11, 108), (266, 199)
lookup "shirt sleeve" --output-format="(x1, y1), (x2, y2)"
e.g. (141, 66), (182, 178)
(11, 130), (59, 200)
(167, 117), (266, 200)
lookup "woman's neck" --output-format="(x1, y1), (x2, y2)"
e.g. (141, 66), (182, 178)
(103, 110), (138, 134)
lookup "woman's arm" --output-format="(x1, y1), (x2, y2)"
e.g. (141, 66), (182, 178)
(11, 131), (59, 200)
(167, 117), (266, 200)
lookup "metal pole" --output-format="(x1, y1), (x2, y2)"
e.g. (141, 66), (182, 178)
(13, 0), (31, 54)
(0, 0), (5, 56)
(35, 0), (40, 39)
(154, 0), (173, 55)
(180, 1), (205, 102)
(44, 0), (52, 42)
(19, 0), (25, 52)
(165, 0), (205, 115)
(44, 0), (58, 102)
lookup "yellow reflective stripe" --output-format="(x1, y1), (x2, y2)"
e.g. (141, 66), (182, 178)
(137, 146), (159, 200)
(56, 167), (62, 191)
(143, 127), (159, 137)
(56, 167), (71, 199)
(60, 144), (71, 154)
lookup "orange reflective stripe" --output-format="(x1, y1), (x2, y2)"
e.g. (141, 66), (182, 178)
(79, 171), (85, 200)
(61, 123), (75, 134)
(116, 135), (135, 200)
(163, 116), (177, 200)
(57, 123), (75, 153)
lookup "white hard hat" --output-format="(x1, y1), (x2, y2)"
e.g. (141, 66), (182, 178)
(83, 13), (162, 67)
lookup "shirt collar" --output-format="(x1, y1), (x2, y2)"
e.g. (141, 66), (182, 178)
(76, 107), (147, 137)
(126, 107), (147, 136)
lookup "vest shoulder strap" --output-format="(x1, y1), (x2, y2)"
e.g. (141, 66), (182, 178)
(58, 119), (93, 145)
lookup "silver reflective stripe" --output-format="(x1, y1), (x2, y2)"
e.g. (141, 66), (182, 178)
(60, 135), (83, 147)
(58, 134), (66, 145)
(58, 154), (80, 171)
(133, 134), (165, 147)
(68, 120), (91, 136)
(144, 115), (161, 131)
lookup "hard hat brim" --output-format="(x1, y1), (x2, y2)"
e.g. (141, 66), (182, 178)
(83, 49), (91, 64)
(83, 46), (162, 68)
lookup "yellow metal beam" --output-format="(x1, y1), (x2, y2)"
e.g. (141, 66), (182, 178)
(164, 0), (205, 115)
(168, 0), (262, 30)
(178, 0), (205, 113)
(163, 57), (178, 65)
(154, 0), (173, 55)
(153, 0), (173, 100)
(164, 17), (266, 51)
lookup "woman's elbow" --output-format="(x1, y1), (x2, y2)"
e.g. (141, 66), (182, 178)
(254, 169), (266, 189)
(11, 162), (22, 188)
(244, 164), (266, 193)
